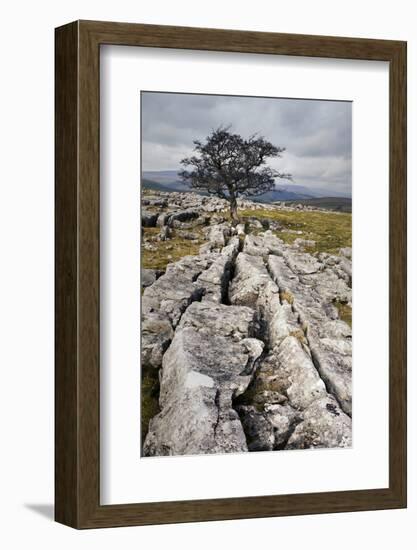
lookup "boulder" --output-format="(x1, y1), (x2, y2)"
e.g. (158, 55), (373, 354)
(158, 225), (172, 241)
(142, 273), (205, 326)
(179, 301), (258, 340)
(266, 254), (352, 416)
(237, 403), (302, 451)
(143, 302), (264, 456)
(243, 234), (269, 257)
(166, 209), (200, 227)
(141, 312), (174, 369)
(309, 336), (352, 416)
(199, 242), (215, 255)
(142, 210), (158, 227)
(286, 395), (352, 449)
(283, 249), (322, 275)
(197, 255), (233, 303)
(236, 223), (246, 236)
(229, 253), (271, 308)
(157, 212), (170, 227)
(339, 247), (352, 259)
(257, 281), (304, 348)
(272, 336), (328, 410)
(141, 268), (158, 288)
(207, 223), (231, 248)
(293, 238), (316, 249)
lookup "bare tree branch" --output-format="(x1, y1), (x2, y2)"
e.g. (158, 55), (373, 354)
(179, 127), (292, 221)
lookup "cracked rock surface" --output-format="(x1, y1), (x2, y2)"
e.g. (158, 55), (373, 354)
(141, 192), (352, 456)
(143, 302), (264, 456)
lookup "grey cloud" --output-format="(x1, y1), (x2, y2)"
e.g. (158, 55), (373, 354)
(141, 91), (352, 195)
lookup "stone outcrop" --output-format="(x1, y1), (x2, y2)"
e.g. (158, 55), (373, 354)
(141, 268), (161, 288)
(141, 191), (353, 455)
(267, 252), (352, 415)
(143, 302), (264, 456)
(142, 210), (158, 227)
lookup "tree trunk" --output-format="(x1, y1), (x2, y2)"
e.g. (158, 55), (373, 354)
(230, 198), (239, 224)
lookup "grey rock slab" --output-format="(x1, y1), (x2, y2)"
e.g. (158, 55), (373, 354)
(146, 197), (168, 208)
(178, 301), (258, 342)
(141, 312), (174, 369)
(309, 335), (352, 416)
(306, 269), (352, 305)
(262, 231), (285, 255)
(236, 223), (246, 236)
(229, 252), (272, 308)
(221, 236), (240, 258)
(156, 212), (170, 227)
(143, 309), (264, 456)
(142, 267), (207, 327)
(339, 247), (352, 259)
(243, 233), (285, 257)
(243, 234), (269, 257)
(206, 223), (231, 248)
(267, 255), (301, 295)
(266, 254), (352, 415)
(165, 254), (215, 281)
(158, 225), (172, 241)
(179, 231), (200, 240)
(142, 210), (158, 227)
(283, 250), (322, 275)
(197, 255), (233, 303)
(286, 395), (352, 449)
(239, 334), (327, 416)
(257, 280), (303, 349)
(339, 257), (352, 280)
(273, 335), (328, 410)
(236, 403), (302, 451)
(199, 242), (215, 255)
(293, 238), (316, 248)
(246, 218), (264, 230)
(141, 268), (158, 289)
(166, 209), (200, 227)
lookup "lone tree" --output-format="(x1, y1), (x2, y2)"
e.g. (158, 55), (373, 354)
(179, 127), (291, 222)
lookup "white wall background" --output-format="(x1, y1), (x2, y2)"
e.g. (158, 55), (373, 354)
(0, 0), (415, 547)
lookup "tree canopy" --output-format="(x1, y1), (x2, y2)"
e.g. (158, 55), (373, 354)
(178, 127), (291, 220)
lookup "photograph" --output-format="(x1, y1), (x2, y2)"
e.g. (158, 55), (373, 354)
(140, 91), (353, 457)
(0, 0), (409, 541)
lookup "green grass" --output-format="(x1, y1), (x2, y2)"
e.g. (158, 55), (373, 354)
(142, 227), (206, 271)
(239, 208), (351, 255)
(141, 365), (160, 447)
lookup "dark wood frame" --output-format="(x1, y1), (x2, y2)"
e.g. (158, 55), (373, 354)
(55, 20), (407, 529)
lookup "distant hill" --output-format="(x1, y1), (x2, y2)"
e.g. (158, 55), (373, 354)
(282, 197), (352, 213)
(141, 178), (180, 193)
(141, 170), (351, 205)
(142, 172), (190, 193)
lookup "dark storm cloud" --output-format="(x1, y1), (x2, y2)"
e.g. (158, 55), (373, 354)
(141, 91), (352, 195)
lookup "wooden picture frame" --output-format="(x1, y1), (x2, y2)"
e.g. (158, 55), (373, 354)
(55, 20), (407, 528)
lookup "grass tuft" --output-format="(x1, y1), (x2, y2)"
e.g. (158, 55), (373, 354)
(334, 300), (352, 327)
(289, 328), (307, 344)
(239, 208), (351, 255)
(142, 227), (206, 271)
(280, 290), (294, 305)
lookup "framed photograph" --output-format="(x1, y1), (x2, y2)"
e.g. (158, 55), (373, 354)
(55, 20), (407, 528)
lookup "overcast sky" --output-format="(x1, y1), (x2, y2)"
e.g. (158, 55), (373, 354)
(141, 91), (352, 196)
